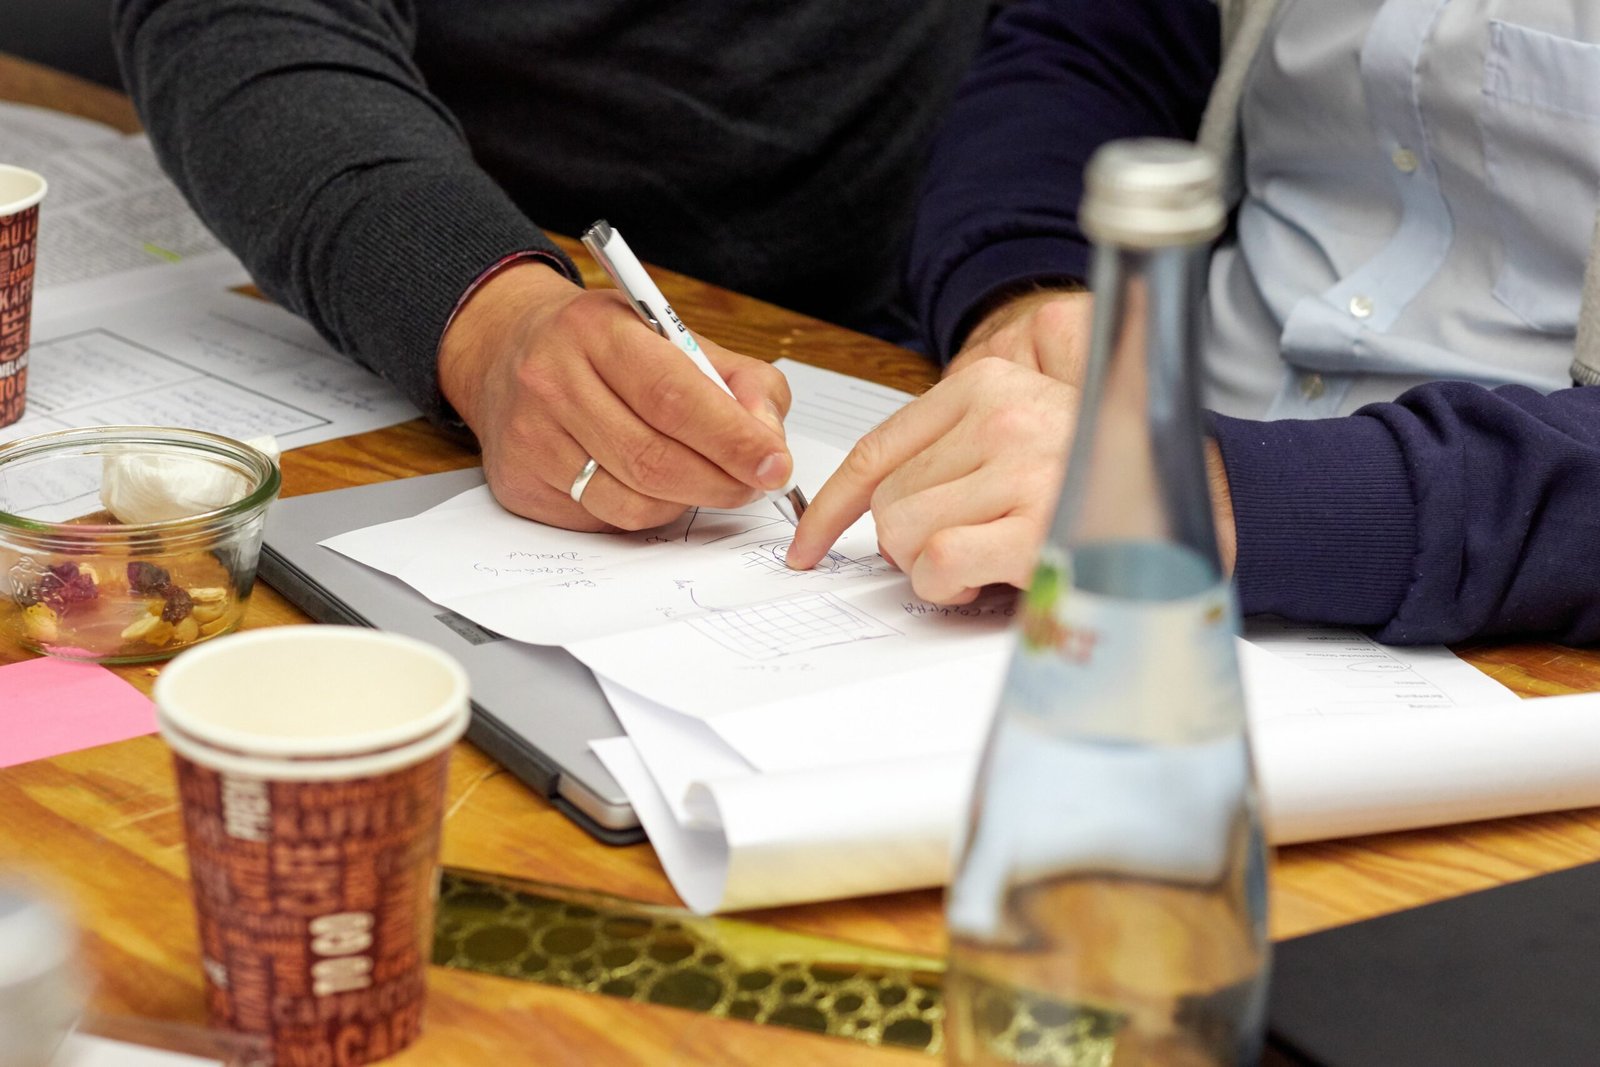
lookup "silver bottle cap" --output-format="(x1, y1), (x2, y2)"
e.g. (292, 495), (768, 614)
(0, 884), (81, 1067)
(1080, 138), (1225, 249)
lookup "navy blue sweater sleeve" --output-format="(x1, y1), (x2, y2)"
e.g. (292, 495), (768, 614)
(914, 0), (1600, 645)
(909, 0), (1221, 362)
(1213, 382), (1600, 645)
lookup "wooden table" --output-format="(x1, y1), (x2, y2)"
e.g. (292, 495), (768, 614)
(5, 53), (1600, 1066)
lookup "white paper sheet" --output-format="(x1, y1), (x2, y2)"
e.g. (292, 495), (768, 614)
(594, 735), (970, 914)
(0, 289), (418, 519)
(1253, 693), (1600, 842)
(600, 676), (754, 824)
(1240, 616), (1517, 714)
(569, 582), (1015, 719)
(325, 447), (1015, 714)
(0, 103), (252, 315)
(771, 359), (915, 451)
(323, 435), (891, 637)
(0, 102), (119, 171)
(596, 629), (1560, 915)
(323, 361), (910, 632)
(706, 649), (1007, 773)
(322, 364), (1024, 713)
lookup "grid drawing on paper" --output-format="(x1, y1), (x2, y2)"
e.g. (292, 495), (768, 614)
(685, 592), (900, 660)
(739, 538), (883, 581)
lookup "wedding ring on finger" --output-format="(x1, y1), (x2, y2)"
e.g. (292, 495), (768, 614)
(569, 456), (601, 503)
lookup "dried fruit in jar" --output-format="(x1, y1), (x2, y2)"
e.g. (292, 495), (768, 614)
(160, 585), (193, 623)
(30, 562), (100, 611)
(11, 551), (239, 657)
(115, 564), (236, 652)
(127, 560), (172, 595)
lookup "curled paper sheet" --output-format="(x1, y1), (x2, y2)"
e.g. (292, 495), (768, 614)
(1254, 693), (1600, 843)
(102, 435), (279, 523)
(596, 673), (1600, 915)
(594, 736), (970, 915)
(683, 760), (972, 915)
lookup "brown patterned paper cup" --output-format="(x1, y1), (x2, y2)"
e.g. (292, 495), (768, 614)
(0, 166), (46, 430)
(154, 626), (470, 1067)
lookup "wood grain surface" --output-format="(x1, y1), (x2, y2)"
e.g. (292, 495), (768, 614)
(5, 52), (1600, 1066)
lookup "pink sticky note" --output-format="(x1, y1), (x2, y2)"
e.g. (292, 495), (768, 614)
(0, 657), (159, 768)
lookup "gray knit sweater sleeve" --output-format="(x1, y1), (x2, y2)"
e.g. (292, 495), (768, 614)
(111, 0), (578, 425)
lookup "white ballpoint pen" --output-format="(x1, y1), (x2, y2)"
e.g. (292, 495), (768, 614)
(581, 219), (809, 525)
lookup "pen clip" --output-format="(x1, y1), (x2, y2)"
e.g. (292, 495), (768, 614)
(581, 219), (669, 339)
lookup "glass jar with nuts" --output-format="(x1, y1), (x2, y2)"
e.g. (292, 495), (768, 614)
(0, 426), (279, 663)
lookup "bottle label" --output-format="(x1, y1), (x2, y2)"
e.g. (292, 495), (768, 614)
(948, 546), (1259, 938)
(1004, 543), (1244, 741)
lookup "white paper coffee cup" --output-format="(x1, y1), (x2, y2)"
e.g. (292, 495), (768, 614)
(155, 626), (470, 1066)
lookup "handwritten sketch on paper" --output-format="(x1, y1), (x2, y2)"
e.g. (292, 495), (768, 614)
(324, 468), (1014, 716)
(323, 363), (1018, 716)
(686, 592), (902, 660)
(321, 450), (901, 647)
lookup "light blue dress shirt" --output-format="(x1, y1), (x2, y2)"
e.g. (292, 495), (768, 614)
(1204, 0), (1600, 419)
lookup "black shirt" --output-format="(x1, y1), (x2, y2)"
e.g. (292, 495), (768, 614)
(113, 0), (984, 420)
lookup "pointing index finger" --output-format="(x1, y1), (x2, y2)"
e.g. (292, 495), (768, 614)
(785, 380), (969, 569)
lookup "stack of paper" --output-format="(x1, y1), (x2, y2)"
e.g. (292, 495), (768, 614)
(0, 103), (423, 518)
(4, 101), (250, 315)
(325, 361), (1600, 914)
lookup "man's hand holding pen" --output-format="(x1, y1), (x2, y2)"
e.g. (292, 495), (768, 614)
(437, 259), (795, 532)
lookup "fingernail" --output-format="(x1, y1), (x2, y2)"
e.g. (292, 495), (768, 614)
(756, 452), (790, 490)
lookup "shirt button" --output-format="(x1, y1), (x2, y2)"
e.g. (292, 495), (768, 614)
(1391, 147), (1419, 174)
(1300, 374), (1326, 400)
(1349, 294), (1375, 319)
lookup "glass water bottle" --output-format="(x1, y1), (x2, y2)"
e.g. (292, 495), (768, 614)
(944, 139), (1269, 1067)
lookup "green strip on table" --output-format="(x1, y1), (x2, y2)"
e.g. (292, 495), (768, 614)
(433, 868), (944, 1054)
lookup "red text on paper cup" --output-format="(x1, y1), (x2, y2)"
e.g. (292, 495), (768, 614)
(0, 203), (39, 427)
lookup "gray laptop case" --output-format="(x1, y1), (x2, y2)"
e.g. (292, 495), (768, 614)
(258, 468), (642, 844)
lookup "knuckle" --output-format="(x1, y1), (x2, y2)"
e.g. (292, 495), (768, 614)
(641, 370), (694, 437)
(502, 419), (545, 460)
(843, 432), (890, 483)
(1005, 547), (1042, 590)
(553, 291), (602, 339)
(513, 355), (562, 405)
(986, 400), (1041, 441)
(965, 355), (1013, 386)
(619, 433), (681, 492)
(918, 530), (967, 590)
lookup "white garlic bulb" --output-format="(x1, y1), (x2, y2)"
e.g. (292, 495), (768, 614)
(101, 435), (279, 524)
